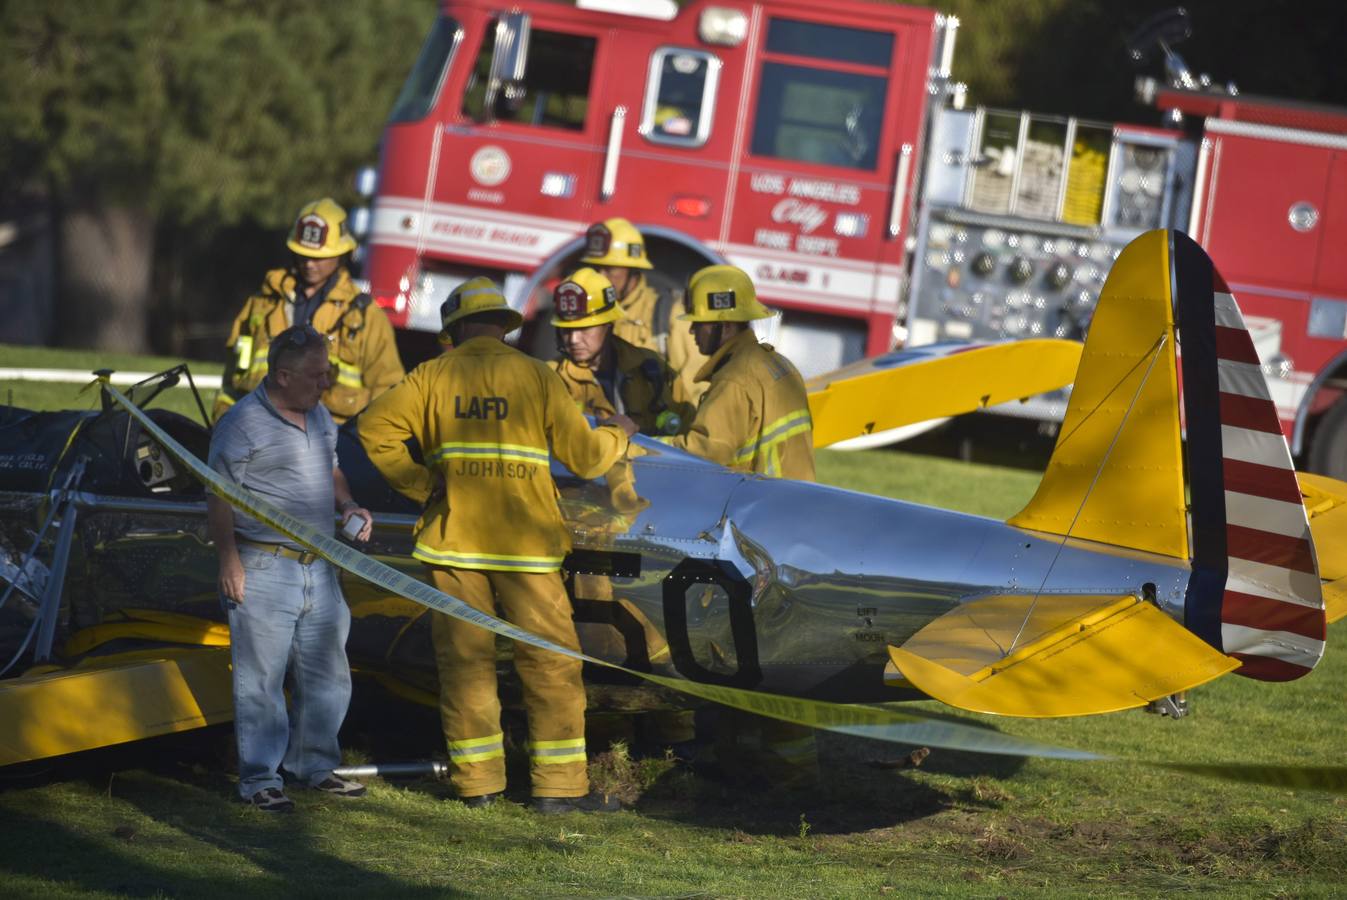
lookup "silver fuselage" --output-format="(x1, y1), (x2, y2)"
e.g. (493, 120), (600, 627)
(0, 435), (1194, 706)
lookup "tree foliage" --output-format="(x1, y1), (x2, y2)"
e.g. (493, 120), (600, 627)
(2, 0), (1345, 352)
(0, 0), (435, 227)
(918, 0), (1347, 123)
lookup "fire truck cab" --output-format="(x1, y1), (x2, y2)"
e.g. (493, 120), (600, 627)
(364, 0), (954, 375)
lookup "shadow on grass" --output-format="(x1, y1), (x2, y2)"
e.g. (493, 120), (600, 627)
(0, 794), (463, 900)
(333, 684), (1034, 837)
(611, 723), (1027, 837)
(0, 726), (465, 898)
(0, 674), (1032, 875)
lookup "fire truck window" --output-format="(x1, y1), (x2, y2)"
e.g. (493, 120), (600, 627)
(641, 49), (720, 147)
(462, 26), (596, 131)
(1110, 143), (1173, 230)
(967, 110), (1021, 215)
(389, 16), (461, 124)
(1014, 116), (1069, 220)
(750, 62), (887, 171)
(765, 18), (893, 68)
(1062, 125), (1111, 225)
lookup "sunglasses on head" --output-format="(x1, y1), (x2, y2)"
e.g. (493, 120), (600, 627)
(274, 326), (323, 351)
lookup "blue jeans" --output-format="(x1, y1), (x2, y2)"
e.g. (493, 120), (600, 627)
(227, 545), (352, 798)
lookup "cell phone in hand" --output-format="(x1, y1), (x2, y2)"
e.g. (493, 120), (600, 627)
(341, 513), (368, 541)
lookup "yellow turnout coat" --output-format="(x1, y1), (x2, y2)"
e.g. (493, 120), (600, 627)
(214, 267), (404, 423)
(669, 329), (815, 481)
(358, 336), (630, 572)
(548, 335), (695, 436)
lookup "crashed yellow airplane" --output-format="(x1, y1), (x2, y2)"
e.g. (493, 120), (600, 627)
(0, 229), (1342, 769)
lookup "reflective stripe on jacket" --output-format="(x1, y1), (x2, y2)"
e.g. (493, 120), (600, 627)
(548, 336), (694, 436)
(213, 267), (405, 423)
(358, 336), (630, 572)
(669, 329), (815, 481)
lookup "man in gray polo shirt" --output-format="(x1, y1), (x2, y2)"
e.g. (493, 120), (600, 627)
(208, 324), (375, 812)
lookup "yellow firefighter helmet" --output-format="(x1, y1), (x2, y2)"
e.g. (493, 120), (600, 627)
(438, 277), (523, 341)
(680, 264), (773, 322)
(286, 197), (359, 259)
(551, 268), (624, 329)
(579, 217), (655, 270)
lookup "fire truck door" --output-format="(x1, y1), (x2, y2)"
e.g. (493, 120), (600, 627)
(1199, 124), (1347, 443)
(1201, 128), (1333, 296)
(1313, 150), (1347, 297)
(593, 43), (736, 242)
(722, 12), (933, 361)
(431, 16), (609, 263)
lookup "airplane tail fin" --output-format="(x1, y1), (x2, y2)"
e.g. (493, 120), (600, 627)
(1007, 229), (1325, 681)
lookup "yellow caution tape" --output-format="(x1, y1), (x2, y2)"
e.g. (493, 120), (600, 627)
(103, 383), (1347, 792)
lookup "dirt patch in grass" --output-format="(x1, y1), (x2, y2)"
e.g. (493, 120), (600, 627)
(586, 742), (683, 806)
(1153, 817), (1347, 878)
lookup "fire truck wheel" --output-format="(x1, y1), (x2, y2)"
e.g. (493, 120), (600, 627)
(1307, 396), (1347, 480)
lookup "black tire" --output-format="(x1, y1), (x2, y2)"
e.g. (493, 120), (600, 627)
(1307, 395), (1347, 479)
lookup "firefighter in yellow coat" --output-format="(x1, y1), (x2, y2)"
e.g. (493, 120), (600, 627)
(667, 264), (819, 786)
(580, 217), (710, 404)
(358, 277), (637, 813)
(549, 267), (699, 753)
(214, 198), (404, 423)
(548, 267), (693, 438)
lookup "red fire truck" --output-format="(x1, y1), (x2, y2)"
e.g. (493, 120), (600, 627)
(362, 0), (953, 377)
(900, 12), (1347, 476)
(360, 0), (1347, 475)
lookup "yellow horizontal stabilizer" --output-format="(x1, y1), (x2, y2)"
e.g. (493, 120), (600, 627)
(1290, 472), (1347, 622)
(1298, 472), (1347, 584)
(806, 339), (1082, 448)
(888, 594), (1239, 718)
(1321, 578), (1347, 625)
(0, 648), (234, 767)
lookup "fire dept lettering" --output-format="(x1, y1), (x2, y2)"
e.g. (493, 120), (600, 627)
(453, 459), (537, 480)
(466, 189), (505, 205)
(751, 173), (786, 194)
(488, 227), (540, 247)
(756, 265), (811, 285)
(788, 179), (861, 205)
(750, 175), (860, 206)
(433, 221), (488, 240)
(772, 198), (828, 234)
(429, 219), (541, 249)
(454, 396), (509, 419)
(754, 228), (792, 250)
(796, 235), (840, 257)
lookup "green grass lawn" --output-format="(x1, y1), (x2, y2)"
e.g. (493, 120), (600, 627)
(1, 351), (1345, 897)
(0, 343), (219, 421)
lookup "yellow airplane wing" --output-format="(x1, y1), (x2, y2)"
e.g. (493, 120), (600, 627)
(806, 339), (1083, 449)
(885, 593), (1238, 718)
(1297, 471), (1347, 623)
(0, 647), (233, 767)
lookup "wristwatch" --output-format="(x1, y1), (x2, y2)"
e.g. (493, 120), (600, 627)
(338, 498), (359, 513)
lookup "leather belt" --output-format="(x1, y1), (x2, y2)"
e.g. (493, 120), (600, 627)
(239, 539), (320, 566)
